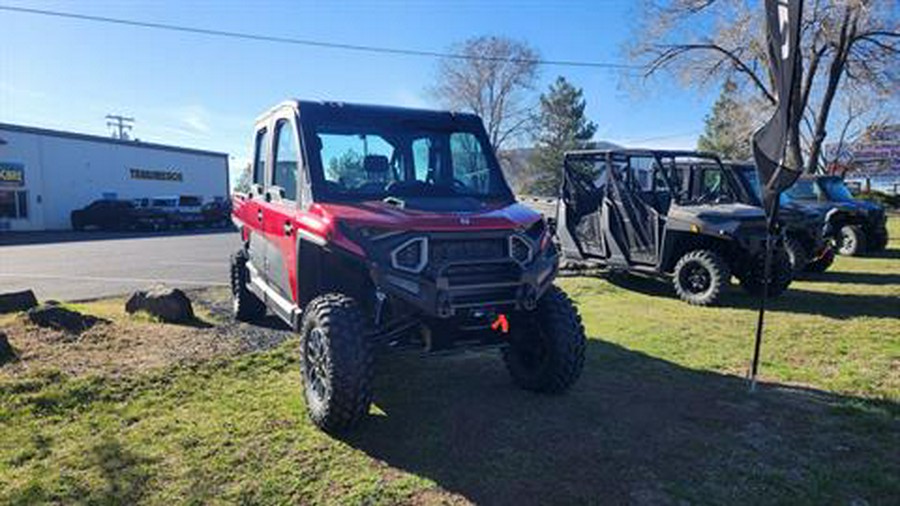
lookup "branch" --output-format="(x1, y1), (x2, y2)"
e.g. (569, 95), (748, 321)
(646, 43), (776, 104)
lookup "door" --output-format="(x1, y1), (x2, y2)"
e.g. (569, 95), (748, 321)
(263, 117), (302, 304)
(245, 127), (270, 279)
(606, 155), (666, 265)
(560, 155), (607, 259)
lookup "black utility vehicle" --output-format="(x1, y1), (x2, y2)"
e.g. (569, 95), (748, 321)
(785, 175), (888, 256)
(556, 149), (792, 306)
(231, 100), (586, 431)
(71, 199), (166, 231)
(728, 163), (834, 273)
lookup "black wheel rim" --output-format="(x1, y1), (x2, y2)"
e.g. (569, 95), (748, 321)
(680, 262), (712, 294)
(303, 328), (331, 402)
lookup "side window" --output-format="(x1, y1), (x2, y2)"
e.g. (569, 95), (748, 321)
(273, 120), (299, 201)
(253, 128), (268, 188)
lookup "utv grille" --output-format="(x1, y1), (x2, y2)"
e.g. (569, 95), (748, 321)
(443, 262), (521, 287)
(430, 239), (506, 263)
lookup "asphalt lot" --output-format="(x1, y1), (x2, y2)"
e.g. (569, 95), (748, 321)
(0, 230), (238, 301)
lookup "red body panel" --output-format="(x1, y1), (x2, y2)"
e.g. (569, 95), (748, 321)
(233, 194), (543, 304)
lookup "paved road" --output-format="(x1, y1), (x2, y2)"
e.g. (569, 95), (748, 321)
(0, 230), (239, 301)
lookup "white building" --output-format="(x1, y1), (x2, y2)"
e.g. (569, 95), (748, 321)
(0, 123), (229, 231)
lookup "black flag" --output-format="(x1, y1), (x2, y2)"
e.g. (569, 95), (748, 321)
(752, 0), (804, 216)
(748, 0), (803, 391)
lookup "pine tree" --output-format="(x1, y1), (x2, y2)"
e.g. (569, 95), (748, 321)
(525, 77), (597, 195)
(697, 79), (754, 161)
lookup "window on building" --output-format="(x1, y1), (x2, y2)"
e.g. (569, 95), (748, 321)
(273, 120), (299, 201)
(0, 190), (28, 219)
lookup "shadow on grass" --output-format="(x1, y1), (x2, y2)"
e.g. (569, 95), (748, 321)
(803, 270), (900, 286)
(6, 436), (157, 505)
(348, 341), (899, 505)
(604, 273), (899, 320)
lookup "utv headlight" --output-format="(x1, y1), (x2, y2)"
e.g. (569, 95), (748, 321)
(391, 237), (428, 273)
(508, 235), (533, 264)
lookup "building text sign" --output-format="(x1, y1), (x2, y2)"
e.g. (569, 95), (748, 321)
(130, 168), (183, 182)
(0, 162), (25, 187)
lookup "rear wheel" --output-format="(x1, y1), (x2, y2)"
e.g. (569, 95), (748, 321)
(672, 249), (730, 306)
(783, 235), (809, 275)
(299, 294), (373, 432)
(230, 250), (266, 322)
(740, 247), (792, 298)
(805, 247), (835, 273)
(503, 285), (586, 393)
(838, 225), (866, 256)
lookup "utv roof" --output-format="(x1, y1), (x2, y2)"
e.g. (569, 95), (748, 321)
(564, 148), (723, 161)
(257, 100), (484, 125)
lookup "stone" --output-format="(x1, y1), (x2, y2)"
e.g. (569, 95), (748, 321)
(0, 290), (38, 314)
(125, 286), (195, 324)
(27, 305), (103, 334)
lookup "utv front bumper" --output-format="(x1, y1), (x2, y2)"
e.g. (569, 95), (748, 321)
(369, 238), (558, 318)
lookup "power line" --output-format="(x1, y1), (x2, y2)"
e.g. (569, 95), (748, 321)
(0, 4), (641, 70)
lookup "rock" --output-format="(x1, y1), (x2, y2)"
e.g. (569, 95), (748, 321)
(125, 286), (195, 324)
(0, 290), (38, 314)
(26, 305), (103, 334)
(0, 331), (15, 363)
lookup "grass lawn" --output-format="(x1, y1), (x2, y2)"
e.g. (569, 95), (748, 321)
(1, 218), (898, 505)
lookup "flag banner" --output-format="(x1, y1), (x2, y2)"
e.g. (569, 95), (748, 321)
(751, 0), (804, 218)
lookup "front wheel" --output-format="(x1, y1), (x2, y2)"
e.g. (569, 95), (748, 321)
(838, 225), (867, 256)
(805, 247), (835, 273)
(299, 294), (373, 432)
(502, 285), (586, 393)
(672, 249), (730, 306)
(739, 248), (792, 298)
(783, 236), (809, 275)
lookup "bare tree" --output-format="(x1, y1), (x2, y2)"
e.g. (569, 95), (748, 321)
(431, 36), (540, 151)
(628, 0), (899, 173)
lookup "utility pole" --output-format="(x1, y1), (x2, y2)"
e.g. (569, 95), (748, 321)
(106, 114), (135, 140)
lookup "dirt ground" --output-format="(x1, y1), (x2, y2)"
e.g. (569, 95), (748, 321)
(0, 287), (291, 380)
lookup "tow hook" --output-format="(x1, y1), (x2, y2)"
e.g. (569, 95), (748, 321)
(491, 314), (509, 334)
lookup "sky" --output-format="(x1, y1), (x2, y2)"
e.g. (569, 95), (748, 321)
(0, 0), (718, 183)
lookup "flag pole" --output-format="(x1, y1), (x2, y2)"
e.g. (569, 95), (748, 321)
(749, 211), (776, 392)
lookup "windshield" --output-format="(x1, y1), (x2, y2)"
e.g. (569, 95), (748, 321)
(303, 115), (512, 202)
(736, 167), (789, 207)
(818, 177), (855, 202)
(785, 179), (818, 200)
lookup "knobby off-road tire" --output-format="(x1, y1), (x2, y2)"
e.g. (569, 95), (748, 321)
(838, 225), (867, 256)
(231, 250), (266, 322)
(805, 247), (836, 273)
(783, 235), (809, 275)
(299, 293), (373, 432)
(503, 285), (586, 394)
(739, 248), (793, 298)
(672, 249), (731, 306)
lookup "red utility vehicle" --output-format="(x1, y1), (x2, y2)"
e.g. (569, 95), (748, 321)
(231, 101), (585, 431)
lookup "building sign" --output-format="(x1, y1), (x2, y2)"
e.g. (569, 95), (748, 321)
(129, 168), (183, 182)
(0, 162), (25, 187)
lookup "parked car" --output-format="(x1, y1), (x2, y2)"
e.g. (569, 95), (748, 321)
(151, 195), (205, 228)
(725, 163), (834, 273)
(784, 175), (888, 256)
(71, 199), (136, 230)
(201, 199), (231, 228)
(230, 100), (586, 431)
(555, 149), (792, 306)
